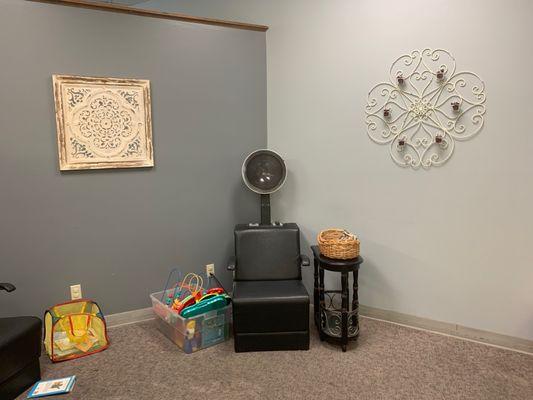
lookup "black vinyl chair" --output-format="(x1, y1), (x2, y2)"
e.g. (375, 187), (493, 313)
(0, 283), (42, 400)
(228, 223), (310, 352)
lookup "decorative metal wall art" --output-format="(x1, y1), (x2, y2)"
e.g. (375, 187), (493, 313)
(53, 75), (153, 170)
(365, 49), (486, 169)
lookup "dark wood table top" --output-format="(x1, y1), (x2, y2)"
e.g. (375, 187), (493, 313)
(311, 245), (363, 272)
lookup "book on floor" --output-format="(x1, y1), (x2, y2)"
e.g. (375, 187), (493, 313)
(27, 376), (76, 398)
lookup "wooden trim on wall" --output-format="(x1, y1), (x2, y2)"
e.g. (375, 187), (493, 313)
(28, 0), (269, 32)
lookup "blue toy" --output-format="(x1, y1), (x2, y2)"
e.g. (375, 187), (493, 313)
(180, 294), (231, 318)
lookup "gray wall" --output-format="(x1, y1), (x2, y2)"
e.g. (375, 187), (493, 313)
(0, 0), (266, 317)
(133, 0), (533, 341)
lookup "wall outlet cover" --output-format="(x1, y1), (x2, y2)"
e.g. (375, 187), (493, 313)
(70, 284), (82, 300)
(206, 263), (215, 276)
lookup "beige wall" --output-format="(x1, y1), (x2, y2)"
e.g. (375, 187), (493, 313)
(128, 0), (532, 340)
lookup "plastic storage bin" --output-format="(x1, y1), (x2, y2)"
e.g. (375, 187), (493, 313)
(150, 290), (231, 353)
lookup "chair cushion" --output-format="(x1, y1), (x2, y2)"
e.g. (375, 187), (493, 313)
(0, 317), (42, 385)
(234, 223), (301, 281)
(232, 280), (309, 333)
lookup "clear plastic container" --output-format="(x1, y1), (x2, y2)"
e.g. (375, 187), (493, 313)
(150, 290), (231, 353)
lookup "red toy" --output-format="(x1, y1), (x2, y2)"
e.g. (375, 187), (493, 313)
(172, 295), (196, 313)
(206, 288), (225, 295)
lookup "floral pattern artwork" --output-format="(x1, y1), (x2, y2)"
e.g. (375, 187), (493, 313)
(365, 49), (486, 169)
(53, 75), (153, 170)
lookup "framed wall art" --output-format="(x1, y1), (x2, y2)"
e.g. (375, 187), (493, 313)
(52, 74), (153, 171)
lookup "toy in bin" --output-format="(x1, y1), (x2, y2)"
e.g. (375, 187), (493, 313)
(168, 272), (204, 312)
(162, 271), (231, 317)
(151, 268), (232, 353)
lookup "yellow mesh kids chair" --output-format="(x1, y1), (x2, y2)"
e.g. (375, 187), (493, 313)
(44, 299), (109, 362)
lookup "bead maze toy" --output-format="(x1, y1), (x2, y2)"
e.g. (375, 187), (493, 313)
(151, 267), (232, 353)
(160, 269), (230, 316)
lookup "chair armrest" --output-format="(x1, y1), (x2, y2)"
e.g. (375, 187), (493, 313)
(0, 282), (16, 292)
(227, 257), (236, 271)
(300, 255), (310, 267)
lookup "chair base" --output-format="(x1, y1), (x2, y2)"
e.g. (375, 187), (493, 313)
(0, 359), (41, 400)
(234, 331), (309, 352)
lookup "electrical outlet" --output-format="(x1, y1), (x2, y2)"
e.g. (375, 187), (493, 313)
(70, 284), (82, 300)
(206, 263), (215, 276)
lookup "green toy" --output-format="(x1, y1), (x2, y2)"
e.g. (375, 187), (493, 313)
(180, 294), (231, 318)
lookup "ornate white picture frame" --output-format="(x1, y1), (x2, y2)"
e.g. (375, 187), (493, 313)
(53, 74), (153, 171)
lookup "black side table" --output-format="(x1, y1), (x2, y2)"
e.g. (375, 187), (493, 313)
(311, 245), (363, 352)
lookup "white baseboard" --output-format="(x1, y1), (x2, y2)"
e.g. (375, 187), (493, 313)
(103, 304), (533, 354)
(106, 307), (154, 328)
(359, 305), (533, 355)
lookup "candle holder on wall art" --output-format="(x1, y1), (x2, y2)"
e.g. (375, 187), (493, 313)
(396, 74), (405, 86)
(365, 48), (486, 169)
(398, 136), (406, 150)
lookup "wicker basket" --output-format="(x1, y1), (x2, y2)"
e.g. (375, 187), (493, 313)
(317, 229), (360, 260)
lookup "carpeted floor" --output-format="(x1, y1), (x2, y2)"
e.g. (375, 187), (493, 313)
(18, 317), (533, 400)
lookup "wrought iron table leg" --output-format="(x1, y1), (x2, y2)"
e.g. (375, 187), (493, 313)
(352, 269), (359, 332)
(341, 271), (348, 352)
(319, 265), (325, 336)
(313, 257), (319, 329)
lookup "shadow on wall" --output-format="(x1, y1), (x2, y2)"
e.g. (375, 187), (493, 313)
(221, 173), (262, 290)
(264, 159), (450, 321)
(358, 239), (442, 314)
(58, 165), (156, 176)
(269, 167), (316, 289)
(299, 226), (314, 291)
(357, 241), (394, 307)
(271, 165), (298, 221)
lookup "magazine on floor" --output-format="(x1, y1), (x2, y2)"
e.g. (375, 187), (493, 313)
(27, 376), (76, 398)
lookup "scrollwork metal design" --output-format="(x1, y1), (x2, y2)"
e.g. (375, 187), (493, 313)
(71, 91), (139, 158)
(365, 48), (486, 169)
(320, 308), (359, 338)
(320, 291), (359, 338)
